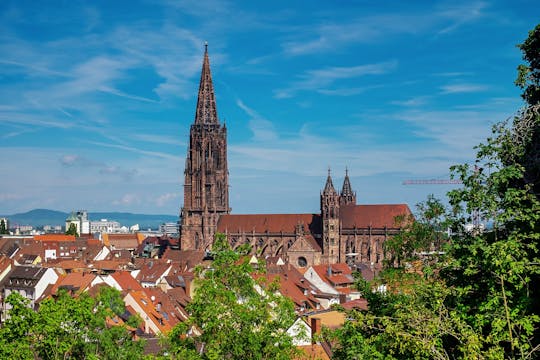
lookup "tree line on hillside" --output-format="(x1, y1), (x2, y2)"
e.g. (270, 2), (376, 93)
(0, 23), (538, 360)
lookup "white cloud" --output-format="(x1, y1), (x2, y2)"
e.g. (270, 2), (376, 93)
(391, 96), (430, 107)
(113, 194), (141, 206)
(236, 99), (278, 141)
(155, 192), (180, 207)
(275, 61), (397, 98)
(440, 83), (489, 94)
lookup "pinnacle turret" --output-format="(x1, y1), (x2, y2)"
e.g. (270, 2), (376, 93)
(323, 168), (337, 195)
(194, 43), (219, 125)
(340, 168), (356, 205)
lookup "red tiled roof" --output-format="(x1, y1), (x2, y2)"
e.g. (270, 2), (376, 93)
(341, 298), (368, 311)
(217, 213), (321, 234)
(112, 270), (143, 292)
(162, 249), (205, 269)
(340, 204), (412, 229)
(34, 234), (76, 242)
(52, 271), (96, 294)
(136, 260), (171, 284)
(0, 255), (12, 273)
(327, 274), (353, 286)
(296, 344), (331, 360)
(311, 263), (354, 288)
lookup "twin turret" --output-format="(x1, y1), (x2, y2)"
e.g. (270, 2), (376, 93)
(320, 169), (356, 263)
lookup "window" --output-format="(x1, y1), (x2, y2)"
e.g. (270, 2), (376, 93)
(297, 257), (307, 267)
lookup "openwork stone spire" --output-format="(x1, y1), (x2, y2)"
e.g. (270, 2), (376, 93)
(340, 167), (356, 205)
(323, 168), (337, 195)
(180, 44), (229, 251)
(195, 43), (219, 125)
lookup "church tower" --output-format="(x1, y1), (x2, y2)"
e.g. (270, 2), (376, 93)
(180, 45), (230, 250)
(339, 168), (356, 206)
(320, 169), (341, 263)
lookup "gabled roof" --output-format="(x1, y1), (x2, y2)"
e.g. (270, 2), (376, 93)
(111, 270), (143, 292)
(340, 204), (412, 229)
(162, 249), (205, 270)
(125, 290), (173, 334)
(52, 271), (96, 294)
(136, 260), (172, 284)
(255, 265), (321, 312)
(102, 233), (144, 249)
(217, 213), (321, 234)
(341, 298), (368, 311)
(288, 235), (322, 253)
(5, 265), (51, 289)
(310, 263), (354, 287)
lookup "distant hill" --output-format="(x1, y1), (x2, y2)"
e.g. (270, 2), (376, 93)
(0, 209), (177, 230)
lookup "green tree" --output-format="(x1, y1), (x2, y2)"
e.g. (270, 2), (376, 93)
(0, 287), (145, 360)
(385, 195), (449, 267)
(0, 219), (7, 234)
(442, 24), (540, 358)
(329, 274), (482, 360)
(166, 233), (298, 360)
(330, 24), (540, 360)
(65, 222), (79, 237)
(515, 24), (540, 197)
(516, 24), (540, 106)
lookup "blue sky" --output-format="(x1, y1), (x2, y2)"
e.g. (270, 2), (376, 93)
(1, 1), (538, 216)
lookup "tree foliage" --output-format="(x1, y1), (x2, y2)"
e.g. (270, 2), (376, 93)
(0, 287), (145, 360)
(65, 222), (79, 237)
(165, 233), (298, 360)
(385, 195), (449, 267)
(330, 23), (540, 360)
(0, 219), (7, 234)
(329, 274), (482, 359)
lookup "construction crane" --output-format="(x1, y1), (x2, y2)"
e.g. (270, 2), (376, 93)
(402, 179), (462, 185)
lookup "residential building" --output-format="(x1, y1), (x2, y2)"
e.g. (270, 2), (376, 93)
(1, 265), (58, 318)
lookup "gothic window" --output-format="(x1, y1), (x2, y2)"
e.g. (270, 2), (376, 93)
(297, 257), (307, 267)
(195, 233), (200, 249)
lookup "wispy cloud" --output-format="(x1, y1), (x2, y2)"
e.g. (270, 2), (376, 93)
(60, 154), (137, 180)
(236, 99), (278, 141)
(155, 192), (180, 207)
(274, 61), (397, 98)
(391, 96), (430, 107)
(88, 141), (178, 160)
(440, 83), (489, 94)
(282, 2), (488, 56)
(436, 1), (487, 34)
(113, 193), (141, 206)
(131, 134), (183, 146)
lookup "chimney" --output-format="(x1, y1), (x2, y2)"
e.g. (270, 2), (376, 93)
(311, 317), (321, 345)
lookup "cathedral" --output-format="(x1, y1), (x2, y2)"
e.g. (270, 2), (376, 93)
(179, 46), (411, 268)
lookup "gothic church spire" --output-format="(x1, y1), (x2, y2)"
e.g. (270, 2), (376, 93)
(195, 43), (219, 125)
(340, 168), (356, 205)
(323, 168), (337, 194)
